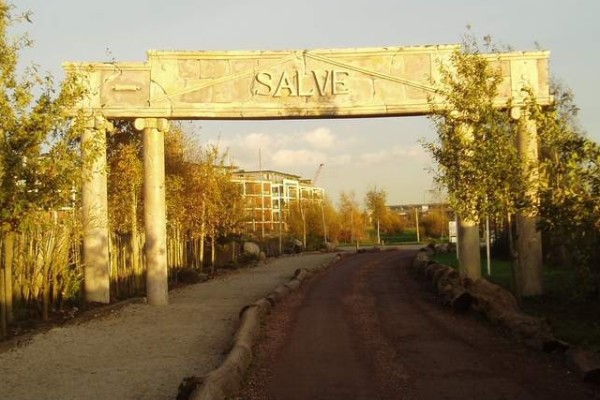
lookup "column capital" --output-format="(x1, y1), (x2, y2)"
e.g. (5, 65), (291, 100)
(510, 106), (522, 121)
(448, 110), (460, 120)
(83, 115), (114, 132)
(134, 118), (170, 132)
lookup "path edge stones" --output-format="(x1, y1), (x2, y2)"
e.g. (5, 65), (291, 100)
(177, 254), (344, 400)
(411, 249), (600, 384)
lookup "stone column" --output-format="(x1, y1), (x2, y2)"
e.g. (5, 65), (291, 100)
(81, 116), (113, 304)
(455, 122), (481, 280)
(512, 107), (543, 296)
(458, 217), (481, 279)
(135, 118), (170, 306)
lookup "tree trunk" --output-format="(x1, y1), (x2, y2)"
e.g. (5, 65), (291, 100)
(0, 269), (6, 338)
(300, 205), (307, 249)
(178, 231), (183, 269)
(13, 233), (22, 307)
(199, 232), (205, 273)
(211, 235), (216, 274)
(51, 227), (61, 309)
(507, 213), (522, 305)
(18, 232), (30, 306)
(131, 192), (141, 292)
(109, 233), (118, 299)
(199, 205), (206, 273)
(3, 231), (14, 323)
(0, 236), (6, 338)
(42, 233), (54, 321)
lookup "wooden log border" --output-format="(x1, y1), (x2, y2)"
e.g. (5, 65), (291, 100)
(178, 254), (345, 400)
(410, 248), (600, 384)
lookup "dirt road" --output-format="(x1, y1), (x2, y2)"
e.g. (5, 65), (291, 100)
(238, 250), (600, 400)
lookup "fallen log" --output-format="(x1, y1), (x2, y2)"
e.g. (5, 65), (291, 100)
(409, 251), (599, 385)
(466, 278), (519, 323)
(566, 347), (600, 383)
(189, 345), (252, 400)
(284, 278), (302, 291)
(234, 306), (262, 349)
(267, 285), (291, 304)
(412, 251), (430, 273)
(294, 268), (309, 281)
(424, 263), (447, 282)
(431, 264), (454, 287)
(252, 298), (272, 319)
(466, 279), (556, 351)
(435, 269), (472, 312)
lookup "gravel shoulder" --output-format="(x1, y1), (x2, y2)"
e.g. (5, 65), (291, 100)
(0, 253), (337, 400)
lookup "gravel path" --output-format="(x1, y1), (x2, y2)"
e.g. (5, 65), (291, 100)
(0, 253), (337, 400)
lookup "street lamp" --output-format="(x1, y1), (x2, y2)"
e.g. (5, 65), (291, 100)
(415, 206), (420, 243)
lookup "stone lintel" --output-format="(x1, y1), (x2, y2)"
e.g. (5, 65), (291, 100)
(63, 44), (552, 119)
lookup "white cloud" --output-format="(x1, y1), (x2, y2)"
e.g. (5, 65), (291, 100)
(271, 149), (326, 168)
(243, 132), (273, 149)
(390, 144), (428, 161)
(329, 154), (352, 166)
(303, 127), (335, 150)
(356, 145), (429, 166)
(358, 150), (387, 165)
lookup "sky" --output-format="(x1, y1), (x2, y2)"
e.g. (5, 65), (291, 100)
(14, 0), (600, 206)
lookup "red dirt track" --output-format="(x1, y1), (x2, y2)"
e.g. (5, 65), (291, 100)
(236, 249), (600, 400)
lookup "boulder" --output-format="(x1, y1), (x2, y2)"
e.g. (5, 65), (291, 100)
(284, 239), (303, 254)
(434, 243), (450, 253)
(566, 347), (600, 383)
(242, 242), (260, 256)
(323, 241), (337, 252)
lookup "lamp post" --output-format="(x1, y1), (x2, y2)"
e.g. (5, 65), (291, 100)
(415, 206), (420, 243)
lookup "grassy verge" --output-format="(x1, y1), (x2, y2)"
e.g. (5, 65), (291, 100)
(382, 230), (419, 243)
(431, 253), (600, 353)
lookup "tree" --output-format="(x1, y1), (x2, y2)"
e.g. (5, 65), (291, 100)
(423, 35), (528, 285)
(168, 128), (244, 271)
(106, 121), (144, 290)
(533, 82), (600, 299)
(384, 211), (406, 237)
(365, 187), (388, 244)
(286, 198), (325, 251)
(322, 196), (341, 244)
(0, 1), (85, 332)
(338, 191), (367, 245)
(421, 209), (448, 239)
(198, 146), (244, 269)
(285, 199), (305, 245)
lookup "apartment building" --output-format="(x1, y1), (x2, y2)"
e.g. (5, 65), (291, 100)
(231, 169), (325, 236)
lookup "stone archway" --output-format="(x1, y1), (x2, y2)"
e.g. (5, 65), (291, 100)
(64, 44), (551, 304)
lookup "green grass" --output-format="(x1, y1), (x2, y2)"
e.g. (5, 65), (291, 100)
(431, 252), (600, 353)
(381, 231), (418, 243)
